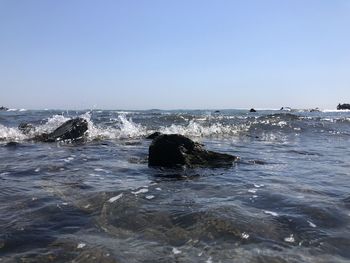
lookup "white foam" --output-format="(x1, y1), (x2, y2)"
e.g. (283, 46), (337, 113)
(108, 193), (123, 203)
(172, 248), (181, 255)
(77, 243), (86, 249)
(159, 120), (248, 137)
(0, 109), (321, 142)
(323, 109), (350, 112)
(131, 188), (149, 195)
(307, 220), (316, 228)
(145, 195), (155, 200)
(264, 210), (279, 217)
(0, 124), (27, 141)
(241, 232), (250, 239)
(86, 113), (147, 140)
(115, 111), (136, 115)
(284, 234), (295, 243)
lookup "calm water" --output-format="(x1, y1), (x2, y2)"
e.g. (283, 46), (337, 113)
(0, 109), (350, 262)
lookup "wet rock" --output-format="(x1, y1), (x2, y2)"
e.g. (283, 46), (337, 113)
(0, 106), (8, 111)
(34, 118), (88, 142)
(146, 132), (162, 140)
(337, 103), (350, 110)
(249, 108), (257, 113)
(148, 134), (238, 168)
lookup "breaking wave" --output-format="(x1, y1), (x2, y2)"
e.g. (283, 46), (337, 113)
(86, 113), (147, 140)
(1, 111), (350, 142)
(0, 124), (27, 141)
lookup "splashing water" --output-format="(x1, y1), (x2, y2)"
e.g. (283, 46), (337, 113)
(0, 124), (27, 141)
(86, 113), (147, 140)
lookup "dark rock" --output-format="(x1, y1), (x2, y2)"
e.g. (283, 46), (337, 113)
(0, 106), (8, 111)
(18, 123), (35, 134)
(33, 118), (88, 142)
(148, 134), (238, 168)
(146, 132), (162, 140)
(337, 103), (350, 110)
(214, 110), (220, 113)
(249, 108), (256, 112)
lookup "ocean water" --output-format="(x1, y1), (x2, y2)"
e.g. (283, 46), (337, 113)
(0, 109), (350, 263)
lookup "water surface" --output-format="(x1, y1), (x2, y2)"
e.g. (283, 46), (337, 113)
(1, 109), (350, 262)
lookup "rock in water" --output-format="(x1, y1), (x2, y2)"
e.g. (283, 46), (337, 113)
(148, 134), (238, 168)
(34, 118), (88, 142)
(146, 132), (162, 140)
(249, 108), (257, 112)
(0, 106), (8, 111)
(337, 103), (350, 110)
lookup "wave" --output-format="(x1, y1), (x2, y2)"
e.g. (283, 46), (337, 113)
(158, 120), (249, 137)
(0, 124), (27, 141)
(86, 113), (147, 140)
(0, 112), (147, 142)
(1, 111), (350, 143)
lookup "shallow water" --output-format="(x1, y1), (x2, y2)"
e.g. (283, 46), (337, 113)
(0, 109), (350, 262)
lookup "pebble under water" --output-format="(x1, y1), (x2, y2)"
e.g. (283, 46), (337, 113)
(0, 109), (350, 262)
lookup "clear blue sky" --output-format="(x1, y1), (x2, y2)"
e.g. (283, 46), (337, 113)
(0, 0), (349, 110)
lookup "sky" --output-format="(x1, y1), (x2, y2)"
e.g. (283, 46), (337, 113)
(0, 0), (349, 110)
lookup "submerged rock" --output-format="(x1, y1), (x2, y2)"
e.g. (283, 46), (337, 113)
(337, 103), (350, 110)
(33, 118), (88, 142)
(148, 134), (238, 168)
(249, 108), (257, 112)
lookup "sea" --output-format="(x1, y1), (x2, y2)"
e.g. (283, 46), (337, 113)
(0, 109), (349, 263)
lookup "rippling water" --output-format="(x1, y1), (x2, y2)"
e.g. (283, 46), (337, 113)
(1, 109), (350, 262)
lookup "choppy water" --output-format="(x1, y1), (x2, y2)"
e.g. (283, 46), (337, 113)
(0, 109), (350, 262)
